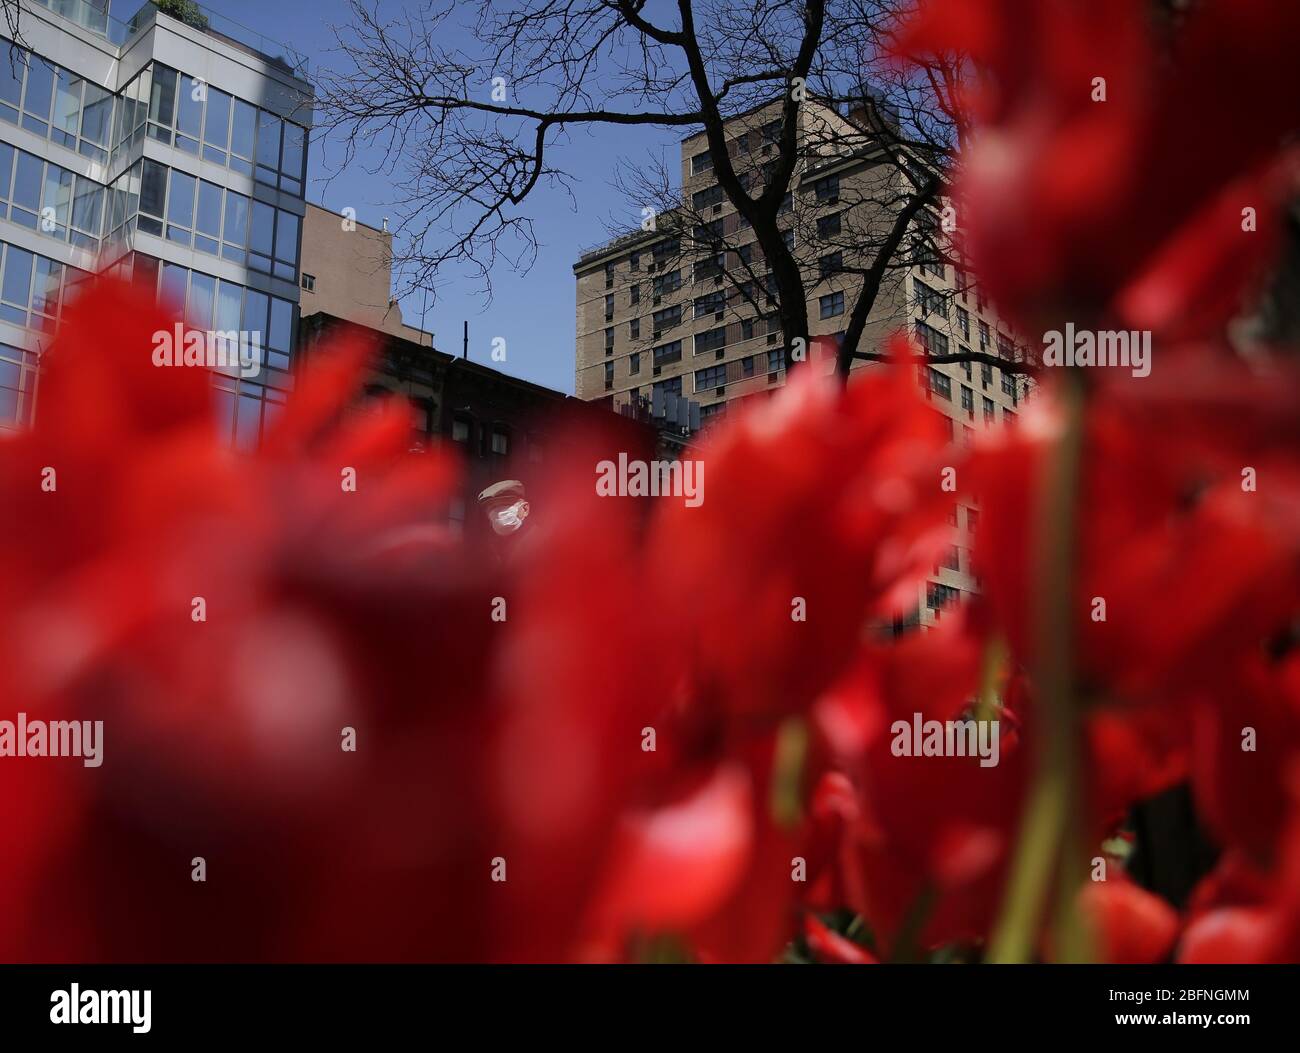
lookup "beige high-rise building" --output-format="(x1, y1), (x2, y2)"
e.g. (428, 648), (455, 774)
(573, 97), (1031, 628)
(299, 202), (431, 345)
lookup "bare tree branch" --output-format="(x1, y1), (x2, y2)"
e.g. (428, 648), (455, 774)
(317, 0), (996, 379)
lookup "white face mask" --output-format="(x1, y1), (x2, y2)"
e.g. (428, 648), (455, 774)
(490, 499), (530, 535)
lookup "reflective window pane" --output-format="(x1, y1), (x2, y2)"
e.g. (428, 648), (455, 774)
(12, 153), (42, 213)
(167, 170), (196, 228)
(140, 159), (167, 218)
(223, 191), (249, 248)
(176, 77), (204, 137)
(2, 246), (33, 307)
(22, 57), (53, 119)
(230, 99), (256, 159)
(160, 260), (187, 311)
(41, 165), (74, 229)
(274, 210), (298, 264)
(215, 280), (242, 331)
(204, 88), (231, 148)
(196, 181), (222, 238)
(280, 122), (305, 188)
(72, 180), (103, 236)
(52, 71), (82, 138)
(244, 287), (269, 332)
(250, 200), (275, 256)
(0, 54), (22, 109)
(80, 82), (112, 146)
(268, 297), (292, 352)
(0, 143), (13, 202)
(149, 65), (177, 127)
(31, 256), (61, 316)
(187, 271), (215, 330)
(256, 111), (281, 167)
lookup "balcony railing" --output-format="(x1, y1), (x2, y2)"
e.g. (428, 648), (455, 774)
(127, 2), (310, 79)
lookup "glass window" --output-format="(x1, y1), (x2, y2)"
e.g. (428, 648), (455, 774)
(814, 175), (840, 203)
(71, 179), (103, 241)
(203, 88), (231, 158)
(230, 99), (256, 169)
(149, 65), (177, 127)
(0, 143), (12, 205)
(126, 66), (151, 136)
(12, 153), (42, 224)
(222, 191), (249, 261)
(692, 184), (723, 210)
(0, 53), (23, 112)
(242, 288), (269, 337)
(224, 284), (257, 377)
(231, 293), (265, 371)
(167, 170), (196, 232)
(109, 75), (126, 148)
(52, 71), (82, 143)
(819, 291), (845, 318)
(817, 212), (841, 237)
(0, 356), (20, 423)
(268, 297), (292, 369)
(250, 200), (274, 266)
(2, 245), (33, 312)
(160, 260), (188, 310)
(255, 111), (281, 180)
(652, 340), (682, 366)
(177, 76), (203, 135)
(280, 122), (305, 191)
(80, 82), (112, 152)
(138, 159), (166, 233)
(694, 326), (726, 354)
(196, 181), (222, 238)
(273, 209), (298, 267)
(108, 177), (126, 234)
(215, 280), (242, 332)
(186, 271), (215, 330)
(22, 56), (53, 121)
(132, 253), (159, 297)
(41, 165), (74, 236)
(31, 256), (61, 317)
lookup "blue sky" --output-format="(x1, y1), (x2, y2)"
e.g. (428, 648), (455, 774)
(109, 0), (687, 393)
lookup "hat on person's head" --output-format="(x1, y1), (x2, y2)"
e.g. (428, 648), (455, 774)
(477, 479), (526, 505)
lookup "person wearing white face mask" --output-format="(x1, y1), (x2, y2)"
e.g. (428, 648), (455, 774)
(477, 479), (532, 542)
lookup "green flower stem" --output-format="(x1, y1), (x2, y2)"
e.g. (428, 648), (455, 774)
(987, 369), (1091, 964)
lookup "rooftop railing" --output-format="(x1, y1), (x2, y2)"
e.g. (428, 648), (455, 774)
(26, 1), (310, 80)
(129, 2), (310, 80)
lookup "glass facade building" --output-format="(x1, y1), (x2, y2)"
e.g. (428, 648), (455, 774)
(0, 1), (312, 447)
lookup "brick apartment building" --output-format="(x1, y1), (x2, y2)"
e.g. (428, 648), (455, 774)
(574, 96), (1033, 627)
(297, 202), (651, 539)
